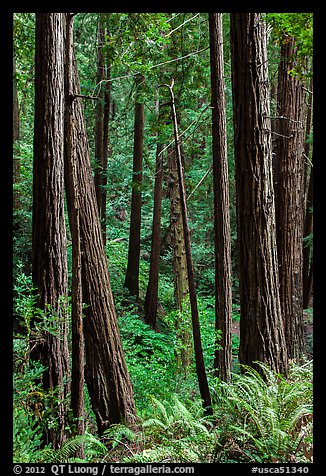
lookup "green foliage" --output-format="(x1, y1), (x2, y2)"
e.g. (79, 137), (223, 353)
(267, 13), (313, 78)
(13, 269), (73, 462)
(118, 310), (177, 416)
(212, 360), (313, 463)
(136, 395), (216, 463)
(13, 12), (313, 464)
(104, 395), (217, 463)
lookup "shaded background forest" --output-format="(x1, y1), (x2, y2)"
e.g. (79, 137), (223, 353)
(13, 13), (313, 464)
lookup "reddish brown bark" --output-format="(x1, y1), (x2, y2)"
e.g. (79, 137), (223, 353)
(94, 16), (111, 246)
(64, 18), (137, 435)
(230, 13), (288, 375)
(275, 35), (306, 360)
(209, 12), (233, 382)
(144, 134), (164, 329)
(125, 82), (144, 298)
(32, 13), (70, 448)
(64, 15), (85, 457)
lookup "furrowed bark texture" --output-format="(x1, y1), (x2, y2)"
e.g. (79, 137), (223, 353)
(230, 13), (288, 375)
(209, 12), (233, 382)
(65, 31), (136, 435)
(64, 15), (85, 457)
(32, 13), (70, 449)
(275, 35), (305, 359)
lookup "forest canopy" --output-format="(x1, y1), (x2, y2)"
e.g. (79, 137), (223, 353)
(13, 12), (313, 465)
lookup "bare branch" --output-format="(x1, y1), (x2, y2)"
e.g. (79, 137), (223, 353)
(165, 13), (200, 37)
(187, 164), (213, 201)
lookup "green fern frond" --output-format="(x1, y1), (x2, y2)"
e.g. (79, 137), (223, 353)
(103, 423), (136, 449)
(37, 432), (107, 463)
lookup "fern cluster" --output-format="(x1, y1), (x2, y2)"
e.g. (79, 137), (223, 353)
(212, 360), (313, 463)
(103, 395), (217, 463)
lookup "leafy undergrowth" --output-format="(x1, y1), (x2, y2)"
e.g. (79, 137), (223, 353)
(13, 268), (313, 464)
(22, 359), (312, 464)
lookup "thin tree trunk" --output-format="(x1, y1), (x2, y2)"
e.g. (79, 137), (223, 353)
(94, 16), (111, 246)
(302, 78), (313, 309)
(65, 20), (137, 435)
(303, 166), (313, 309)
(275, 34), (305, 360)
(144, 97), (164, 328)
(209, 12), (233, 382)
(303, 77), (313, 207)
(230, 13), (288, 375)
(125, 78), (144, 298)
(94, 17), (105, 211)
(101, 56), (111, 246)
(32, 13), (70, 449)
(64, 15), (85, 458)
(162, 81), (212, 414)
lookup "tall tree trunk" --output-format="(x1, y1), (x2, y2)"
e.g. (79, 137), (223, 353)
(125, 77), (144, 298)
(209, 12), (233, 382)
(94, 15), (111, 246)
(94, 17), (105, 212)
(303, 165), (313, 309)
(13, 55), (21, 212)
(168, 148), (189, 310)
(275, 35), (305, 360)
(64, 18), (137, 435)
(32, 13), (70, 449)
(64, 15), (85, 457)
(144, 99), (164, 328)
(101, 58), (111, 246)
(303, 78), (313, 207)
(168, 147), (192, 372)
(302, 79), (313, 309)
(230, 13), (288, 375)
(162, 81), (212, 414)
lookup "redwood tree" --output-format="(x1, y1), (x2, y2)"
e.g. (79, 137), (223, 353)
(94, 14), (111, 245)
(275, 34), (306, 360)
(32, 13), (70, 448)
(64, 14), (85, 455)
(125, 75), (145, 298)
(144, 100), (164, 328)
(64, 15), (137, 435)
(230, 13), (288, 375)
(209, 12), (233, 382)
